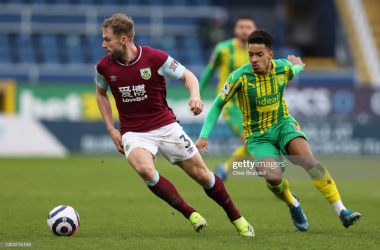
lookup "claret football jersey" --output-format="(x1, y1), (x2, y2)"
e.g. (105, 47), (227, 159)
(95, 45), (185, 135)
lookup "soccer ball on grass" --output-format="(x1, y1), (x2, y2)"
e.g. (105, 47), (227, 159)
(47, 205), (80, 236)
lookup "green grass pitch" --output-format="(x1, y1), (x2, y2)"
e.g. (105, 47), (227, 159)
(1, 155), (379, 249)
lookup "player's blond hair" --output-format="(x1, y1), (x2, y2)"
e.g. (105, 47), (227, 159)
(101, 14), (135, 41)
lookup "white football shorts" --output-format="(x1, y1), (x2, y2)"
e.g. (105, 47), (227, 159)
(121, 122), (198, 164)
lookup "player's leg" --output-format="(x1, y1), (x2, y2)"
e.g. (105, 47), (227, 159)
(177, 153), (240, 221)
(247, 136), (308, 231)
(123, 132), (203, 232)
(158, 123), (254, 236)
(285, 137), (361, 228)
(176, 153), (254, 236)
(127, 148), (197, 219)
(279, 117), (361, 227)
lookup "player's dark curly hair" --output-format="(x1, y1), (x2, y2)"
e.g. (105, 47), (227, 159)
(248, 29), (274, 50)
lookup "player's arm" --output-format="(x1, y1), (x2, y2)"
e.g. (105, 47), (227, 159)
(287, 55), (305, 79)
(195, 96), (226, 153)
(157, 55), (203, 116)
(179, 69), (204, 116)
(95, 67), (124, 155)
(199, 45), (222, 93)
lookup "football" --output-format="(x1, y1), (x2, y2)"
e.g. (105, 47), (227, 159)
(47, 205), (80, 236)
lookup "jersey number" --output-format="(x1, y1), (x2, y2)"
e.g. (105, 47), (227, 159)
(180, 134), (190, 148)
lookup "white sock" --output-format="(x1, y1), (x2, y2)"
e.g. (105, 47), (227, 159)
(331, 200), (346, 216)
(288, 196), (300, 208)
(203, 172), (215, 189)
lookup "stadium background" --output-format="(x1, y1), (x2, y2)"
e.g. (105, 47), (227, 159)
(0, 0), (379, 156)
(1, 1), (380, 249)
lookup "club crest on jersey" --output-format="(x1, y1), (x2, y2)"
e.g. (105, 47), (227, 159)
(140, 68), (151, 80)
(277, 75), (285, 85)
(110, 75), (117, 81)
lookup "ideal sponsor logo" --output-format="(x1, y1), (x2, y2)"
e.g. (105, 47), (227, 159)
(256, 93), (280, 111)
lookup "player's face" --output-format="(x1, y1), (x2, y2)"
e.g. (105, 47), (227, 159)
(102, 28), (124, 60)
(234, 19), (256, 42)
(248, 43), (273, 75)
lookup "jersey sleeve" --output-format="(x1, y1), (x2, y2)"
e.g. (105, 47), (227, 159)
(199, 96), (226, 139)
(292, 64), (303, 78)
(207, 43), (223, 69)
(283, 59), (302, 81)
(199, 44), (223, 93)
(218, 73), (243, 102)
(157, 55), (186, 80)
(288, 65), (296, 81)
(95, 65), (108, 89)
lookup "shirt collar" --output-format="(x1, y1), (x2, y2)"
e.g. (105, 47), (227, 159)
(116, 45), (142, 66)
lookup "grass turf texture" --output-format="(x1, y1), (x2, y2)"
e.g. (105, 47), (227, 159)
(1, 155), (379, 250)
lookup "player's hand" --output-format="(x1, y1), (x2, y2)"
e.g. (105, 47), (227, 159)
(108, 128), (125, 155)
(188, 97), (204, 116)
(287, 55), (306, 70)
(195, 137), (208, 154)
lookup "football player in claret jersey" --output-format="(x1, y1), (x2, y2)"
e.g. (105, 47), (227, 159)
(95, 14), (254, 236)
(199, 16), (256, 181)
(196, 29), (361, 232)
